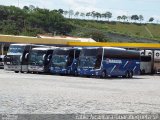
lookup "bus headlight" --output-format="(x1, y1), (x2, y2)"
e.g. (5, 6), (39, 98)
(62, 69), (66, 71)
(38, 66), (44, 71)
(96, 72), (99, 75)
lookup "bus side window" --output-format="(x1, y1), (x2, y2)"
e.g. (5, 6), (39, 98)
(67, 50), (74, 66)
(75, 50), (81, 59)
(95, 55), (102, 69)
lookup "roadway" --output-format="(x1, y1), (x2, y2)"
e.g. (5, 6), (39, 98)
(0, 69), (160, 114)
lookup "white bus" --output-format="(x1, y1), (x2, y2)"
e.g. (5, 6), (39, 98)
(4, 44), (43, 73)
(28, 47), (57, 73)
(140, 50), (160, 74)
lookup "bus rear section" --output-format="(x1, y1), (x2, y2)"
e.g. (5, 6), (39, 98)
(50, 47), (81, 75)
(140, 50), (160, 74)
(78, 47), (140, 78)
(4, 44), (44, 73)
(4, 44), (29, 72)
(28, 47), (57, 73)
(140, 55), (152, 74)
(154, 50), (160, 73)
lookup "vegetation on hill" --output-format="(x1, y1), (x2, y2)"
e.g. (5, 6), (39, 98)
(0, 5), (73, 36)
(70, 20), (160, 42)
(0, 5), (160, 43)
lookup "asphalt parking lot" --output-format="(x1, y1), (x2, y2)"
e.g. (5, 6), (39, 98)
(0, 69), (160, 114)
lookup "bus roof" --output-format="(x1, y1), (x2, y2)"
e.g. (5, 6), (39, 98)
(32, 47), (58, 51)
(55, 47), (82, 51)
(10, 44), (32, 46)
(83, 46), (126, 50)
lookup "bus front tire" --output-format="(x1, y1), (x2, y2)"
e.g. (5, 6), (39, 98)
(123, 71), (129, 78)
(14, 71), (19, 73)
(74, 70), (78, 76)
(129, 71), (133, 78)
(140, 69), (145, 75)
(101, 71), (107, 78)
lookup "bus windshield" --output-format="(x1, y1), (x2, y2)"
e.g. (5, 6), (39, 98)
(8, 45), (25, 54)
(79, 49), (101, 69)
(29, 50), (46, 66)
(52, 49), (69, 68)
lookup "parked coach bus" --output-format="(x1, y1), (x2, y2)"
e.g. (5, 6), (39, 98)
(4, 44), (43, 73)
(28, 47), (57, 73)
(140, 50), (160, 74)
(50, 47), (81, 75)
(77, 47), (140, 78)
(140, 50), (152, 74)
(153, 50), (160, 73)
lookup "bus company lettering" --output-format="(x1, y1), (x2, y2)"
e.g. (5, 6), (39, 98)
(106, 58), (122, 64)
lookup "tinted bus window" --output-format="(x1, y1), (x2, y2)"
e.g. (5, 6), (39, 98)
(8, 45), (25, 54)
(75, 50), (81, 58)
(53, 49), (69, 55)
(141, 56), (151, 62)
(104, 49), (139, 60)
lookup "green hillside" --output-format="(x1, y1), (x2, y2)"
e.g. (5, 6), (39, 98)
(70, 20), (160, 43)
(0, 5), (160, 43)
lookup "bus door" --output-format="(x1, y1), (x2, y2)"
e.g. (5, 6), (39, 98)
(140, 56), (152, 74)
(44, 50), (53, 70)
(154, 50), (160, 73)
(73, 49), (81, 70)
(66, 49), (74, 67)
(21, 46), (30, 72)
(94, 49), (102, 70)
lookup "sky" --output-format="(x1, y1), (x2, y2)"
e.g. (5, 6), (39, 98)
(0, 0), (160, 22)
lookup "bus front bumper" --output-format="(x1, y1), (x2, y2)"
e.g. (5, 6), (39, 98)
(50, 67), (68, 74)
(4, 65), (21, 71)
(28, 65), (45, 72)
(78, 69), (101, 76)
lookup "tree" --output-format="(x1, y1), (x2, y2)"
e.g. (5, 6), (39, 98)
(121, 15), (127, 22)
(23, 6), (29, 12)
(29, 5), (35, 11)
(80, 12), (85, 19)
(102, 13), (107, 20)
(91, 11), (96, 19)
(74, 11), (79, 18)
(84, 30), (106, 42)
(63, 11), (68, 17)
(117, 16), (122, 21)
(58, 9), (64, 14)
(0, 5), (73, 36)
(131, 15), (139, 22)
(95, 12), (101, 20)
(68, 10), (74, 18)
(105, 11), (112, 21)
(86, 12), (91, 19)
(149, 17), (154, 22)
(139, 15), (144, 23)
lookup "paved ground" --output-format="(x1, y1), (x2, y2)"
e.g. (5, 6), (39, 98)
(0, 69), (160, 114)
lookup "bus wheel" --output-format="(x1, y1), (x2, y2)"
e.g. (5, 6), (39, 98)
(14, 71), (19, 73)
(74, 70), (78, 76)
(129, 71), (133, 78)
(20, 71), (24, 73)
(140, 69), (145, 75)
(101, 71), (106, 78)
(123, 71), (129, 78)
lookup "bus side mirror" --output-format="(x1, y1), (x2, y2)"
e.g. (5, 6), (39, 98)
(20, 55), (22, 62)
(25, 53), (29, 60)
(47, 55), (51, 61)
(43, 54), (46, 61)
